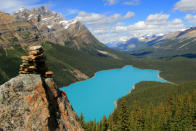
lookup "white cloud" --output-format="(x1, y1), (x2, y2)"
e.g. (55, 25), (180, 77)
(103, 0), (140, 6)
(185, 14), (196, 24)
(75, 11), (135, 43)
(114, 14), (185, 38)
(66, 9), (80, 15)
(75, 11), (134, 25)
(124, 12), (135, 18)
(174, 0), (196, 12)
(63, 9), (80, 18)
(103, 0), (119, 5)
(0, 0), (51, 13)
(123, 0), (140, 5)
(146, 14), (170, 24)
(76, 13), (185, 43)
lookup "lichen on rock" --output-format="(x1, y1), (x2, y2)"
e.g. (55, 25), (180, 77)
(0, 45), (83, 131)
(0, 74), (83, 131)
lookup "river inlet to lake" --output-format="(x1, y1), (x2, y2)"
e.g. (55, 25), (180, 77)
(61, 65), (167, 122)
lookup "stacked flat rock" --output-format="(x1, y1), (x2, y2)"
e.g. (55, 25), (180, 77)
(19, 45), (53, 77)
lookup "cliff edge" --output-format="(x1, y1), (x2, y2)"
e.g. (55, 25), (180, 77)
(0, 46), (83, 131)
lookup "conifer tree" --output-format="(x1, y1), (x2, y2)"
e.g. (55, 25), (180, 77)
(144, 102), (154, 130)
(129, 111), (136, 131)
(102, 115), (108, 131)
(80, 113), (86, 129)
(83, 84), (196, 131)
(111, 109), (120, 130)
(119, 99), (130, 131)
(96, 122), (100, 131)
(92, 119), (97, 131)
(107, 114), (113, 130)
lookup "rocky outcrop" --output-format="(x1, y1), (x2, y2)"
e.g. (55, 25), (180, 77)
(0, 45), (83, 130)
(68, 69), (89, 81)
(0, 74), (83, 131)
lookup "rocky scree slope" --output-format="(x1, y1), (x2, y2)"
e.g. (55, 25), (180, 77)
(0, 7), (127, 87)
(0, 12), (41, 48)
(14, 6), (105, 50)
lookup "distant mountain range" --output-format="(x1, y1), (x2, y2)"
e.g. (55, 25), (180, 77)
(0, 6), (129, 86)
(1, 6), (196, 87)
(106, 34), (163, 50)
(107, 38), (146, 51)
(107, 27), (196, 57)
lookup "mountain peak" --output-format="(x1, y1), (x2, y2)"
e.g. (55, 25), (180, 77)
(35, 6), (54, 16)
(16, 7), (28, 13)
(0, 7), (105, 50)
(13, 7), (103, 49)
(39, 6), (48, 11)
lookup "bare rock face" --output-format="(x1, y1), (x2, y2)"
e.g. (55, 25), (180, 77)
(0, 74), (83, 131)
(0, 12), (41, 48)
(14, 6), (105, 50)
(0, 45), (83, 130)
(0, 7), (106, 51)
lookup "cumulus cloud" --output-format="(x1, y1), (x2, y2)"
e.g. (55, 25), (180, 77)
(75, 11), (134, 25)
(103, 0), (140, 6)
(174, 0), (196, 12)
(0, 0), (51, 13)
(185, 14), (196, 24)
(63, 9), (80, 17)
(123, 0), (140, 5)
(75, 11), (135, 43)
(114, 14), (185, 38)
(103, 0), (119, 5)
(76, 13), (185, 43)
(124, 11), (135, 18)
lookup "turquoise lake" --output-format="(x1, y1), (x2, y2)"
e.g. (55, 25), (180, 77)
(61, 65), (166, 122)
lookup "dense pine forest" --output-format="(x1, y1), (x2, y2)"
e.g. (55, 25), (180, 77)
(82, 81), (196, 131)
(1, 3), (196, 131)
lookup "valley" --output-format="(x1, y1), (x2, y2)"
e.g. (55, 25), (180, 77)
(0, 5), (196, 131)
(61, 66), (166, 122)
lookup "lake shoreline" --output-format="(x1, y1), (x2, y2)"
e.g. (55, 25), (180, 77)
(62, 65), (128, 88)
(62, 64), (170, 88)
(63, 65), (171, 112)
(158, 73), (175, 84)
(114, 84), (136, 109)
(158, 73), (167, 82)
(113, 72), (170, 109)
(63, 65), (171, 121)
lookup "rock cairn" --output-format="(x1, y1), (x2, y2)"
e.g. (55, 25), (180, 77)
(19, 45), (53, 77)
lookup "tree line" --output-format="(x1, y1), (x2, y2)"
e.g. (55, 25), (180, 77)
(81, 88), (196, 131)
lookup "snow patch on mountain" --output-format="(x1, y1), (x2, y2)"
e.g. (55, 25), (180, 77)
(59, 19), (78, 29)
(47, 25), (53, 29)
(15, 7), (26, 13)
(15, 7), (80, 30)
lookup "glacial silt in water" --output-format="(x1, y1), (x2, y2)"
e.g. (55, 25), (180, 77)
(61, 66), (166, 121)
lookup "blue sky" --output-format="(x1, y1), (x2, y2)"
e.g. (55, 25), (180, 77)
(0, 0), (196, 43)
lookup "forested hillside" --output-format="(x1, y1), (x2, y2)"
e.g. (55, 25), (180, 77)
(0, 42), (132, 87)
(83, 81), (196, 131)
